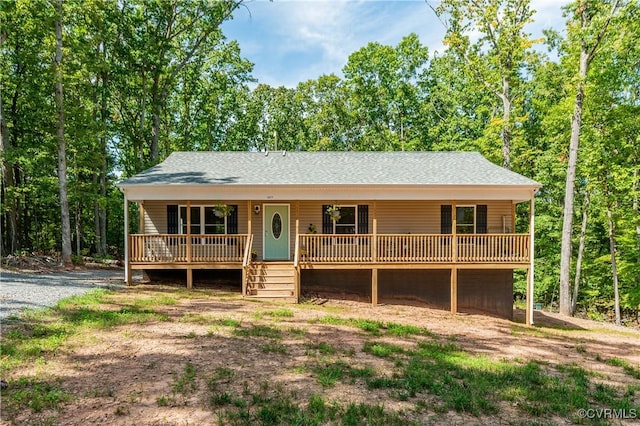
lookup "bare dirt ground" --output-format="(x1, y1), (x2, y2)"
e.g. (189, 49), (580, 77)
(2, 273), (640, 425)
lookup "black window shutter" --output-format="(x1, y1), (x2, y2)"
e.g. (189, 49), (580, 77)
(476, 205), (488, 234)
(227, 205), (238, 234)
(167, 205), (179, 234)
(357, 205), (369, 234)
(322, 205), (332, 234)
(441, 205), (452, 234)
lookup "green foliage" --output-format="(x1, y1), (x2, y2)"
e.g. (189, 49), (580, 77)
(233, 324), (282, 339)
(1, 377), (71, 416)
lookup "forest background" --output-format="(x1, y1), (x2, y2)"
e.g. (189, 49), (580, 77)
(1, 0), (638, 324)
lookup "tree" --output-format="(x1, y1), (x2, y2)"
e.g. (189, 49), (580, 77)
(342, 34), (429, 151)
(112, 0), (243, 173)
(53, 0), (72, 265)
(433, 0), (538, 170)
(558, 0), (622, 316)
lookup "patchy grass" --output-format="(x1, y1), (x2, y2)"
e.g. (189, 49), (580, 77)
(2, 285), (639, 425)
(0, 289), (168, 376)
(315, 316), (433, 337)
(604, 357), (640, 380)
(233, 324), (282, 339)
(311, 360), (374, 387)
(1, 377), (71, 417)
(266, 308), (294, 318)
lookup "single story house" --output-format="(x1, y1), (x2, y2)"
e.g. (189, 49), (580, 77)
(118, 151), (541, 325)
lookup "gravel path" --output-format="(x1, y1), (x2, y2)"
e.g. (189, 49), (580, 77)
(0, 269), (126, 321)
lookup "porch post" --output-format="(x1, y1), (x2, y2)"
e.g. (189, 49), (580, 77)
(295, 202), (300, 302)
(243, 200), (251, 297)
(451, 202), (457, 262)
(124, 194), (131, 285)
(526, 195), (535, 326)
(450, 202), (457, 314)
(372, 201), (377, 262)
(371, 268), (378, 306)
(186, 201), (192, 290)
(139, 202), (145, 234)
(450, 267), (458, 314)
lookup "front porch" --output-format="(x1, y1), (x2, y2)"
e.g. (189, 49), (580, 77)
(126, 231), (532, 320)
(123, 197), (536, 325)
(127, 233), (530, 268)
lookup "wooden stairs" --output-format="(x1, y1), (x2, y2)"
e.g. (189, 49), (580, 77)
(245, 262), (297, 299)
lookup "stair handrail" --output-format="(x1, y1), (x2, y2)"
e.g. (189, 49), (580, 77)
(242, 234), (254, 268)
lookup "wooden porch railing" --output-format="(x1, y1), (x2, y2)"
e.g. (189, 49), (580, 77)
(129, 233), (529, 265)
(456, 234), (529, 263)
(129, 234), (249, 263)
(377, 234), (453, 262)
(297, 234), (529, 264)
(298, 235), (373, 263)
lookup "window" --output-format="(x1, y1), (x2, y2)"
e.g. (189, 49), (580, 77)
(180, 205), (227, 235)
(334, 206), (356, 234)
(204, 207), (226, 234)
(456, 206), (475, 234)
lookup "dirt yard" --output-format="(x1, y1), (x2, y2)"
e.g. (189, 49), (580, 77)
(2, 281), (639, 425)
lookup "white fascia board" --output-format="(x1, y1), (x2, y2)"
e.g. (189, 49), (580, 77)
(120, 184), (540, 204)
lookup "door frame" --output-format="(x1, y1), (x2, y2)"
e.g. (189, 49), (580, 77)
(263, 203), (290, 260)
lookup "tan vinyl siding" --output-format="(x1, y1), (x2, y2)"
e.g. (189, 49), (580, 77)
(142, 199), (514, 261)
(142, 201), (166, 234)
(142, 201), (248, 235)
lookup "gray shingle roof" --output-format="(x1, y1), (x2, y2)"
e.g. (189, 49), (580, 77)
(118, 151), (541, 187)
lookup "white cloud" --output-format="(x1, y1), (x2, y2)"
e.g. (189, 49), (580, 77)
(224, 0), (571, 88)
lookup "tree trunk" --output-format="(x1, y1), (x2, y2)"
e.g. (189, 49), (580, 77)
(571, 190), (590, 315)
(604, 183), (621, 326)
(634, 166), (640, 267)
(1, 62), (21, 255)
(501, 77), (511, 170)
(0, 72), (10, 255)
(558, 48), (588, 316)
(98, 63), (108, 257)
(75, 202), (82, 256)
(150, 74), (160, 164)
(54, 0), (72, 266)
(559, 0), (621, 317)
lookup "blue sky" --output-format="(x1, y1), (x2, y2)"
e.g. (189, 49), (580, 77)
(222, 0), (570, 88)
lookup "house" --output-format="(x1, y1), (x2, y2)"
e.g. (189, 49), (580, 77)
(117, 151), (541, 325)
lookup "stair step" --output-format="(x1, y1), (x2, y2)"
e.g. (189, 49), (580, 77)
(247, 289), (295, 297)
(245, 262), (296, 299)
(248, 283), (295, 290)
(247, 276), (295, 285)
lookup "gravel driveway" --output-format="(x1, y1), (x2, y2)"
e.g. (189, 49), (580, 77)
(0, 269), (125, 321)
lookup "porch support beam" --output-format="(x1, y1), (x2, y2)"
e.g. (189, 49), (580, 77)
(139, 202), (145, 234)
(186, 201), (192, 290)
(295, 202), (300, 302)
(247, 200), (252, 235)
(526, 195), (535, 326)
(450, 267), (458, 314)
(372, 201), (377, 262)
(124, 194), (131, 285)
(371, 268), (378, 306)
(186, 201), (192, 263)
(451, 202), (457, 262)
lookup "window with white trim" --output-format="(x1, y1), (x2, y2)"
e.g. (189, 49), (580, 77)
(456, 206), (475, 234)
(334, 205), (357, 234)
(179, 205), (227, 235)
